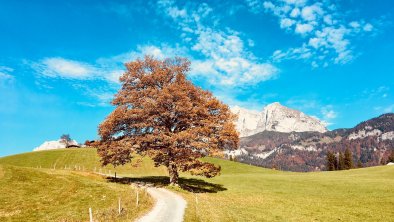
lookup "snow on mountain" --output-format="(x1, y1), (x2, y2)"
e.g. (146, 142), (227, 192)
(33, 139), (79, 151)
(232, 102), (327, 137)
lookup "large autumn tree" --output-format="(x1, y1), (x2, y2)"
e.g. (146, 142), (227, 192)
(97, 56), (239, 185)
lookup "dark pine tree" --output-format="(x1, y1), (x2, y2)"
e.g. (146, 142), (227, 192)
(326, 151), (336, 171)
(338, 152), (345, 170)
(344, 148), (353, 170)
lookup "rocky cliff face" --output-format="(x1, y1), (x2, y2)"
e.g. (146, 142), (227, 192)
(232, 102), (327, 137)
(231, 106), (260, 137)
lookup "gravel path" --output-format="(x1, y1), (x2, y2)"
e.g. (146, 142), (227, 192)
(95, 172), (186, 222)
(136, 187), (187, 222)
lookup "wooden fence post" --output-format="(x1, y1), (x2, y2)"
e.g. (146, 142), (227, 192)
(89, 207), (93, 222)
(136, 189), (139, 206)
(118, 197), (121, 214)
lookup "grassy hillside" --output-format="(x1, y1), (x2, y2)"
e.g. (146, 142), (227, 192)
(0, 148), (167, 176)
(1, 148), (394, 222)
(0, 164), (153, 221)
(180, 159), (394, 222)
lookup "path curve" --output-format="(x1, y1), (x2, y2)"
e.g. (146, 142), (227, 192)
(136, 187), (187, 222)
(94, 172), (186, 222)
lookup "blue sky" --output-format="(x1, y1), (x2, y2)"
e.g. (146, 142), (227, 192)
(1, 0), (393, 156)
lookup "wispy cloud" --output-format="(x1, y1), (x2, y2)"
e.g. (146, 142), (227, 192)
(383, 105), (394, 113)
(32, 58), (95, 79)
(0, 66), (14, 84)
(71, 82), (117, 107)
(362, 86), (390, 99)
(27, 44), (189, 106)
(29, 57), (121, 106)
(321, 105), (337, 118)
(249, 0), (378, 67)
(374, 104), (394, 114)
(285, 98), (338, 126)
(30, 57), (124, 84)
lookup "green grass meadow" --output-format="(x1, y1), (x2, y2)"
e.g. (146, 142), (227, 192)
(0, 149), (154, 222)
(1, 148), (393, 221)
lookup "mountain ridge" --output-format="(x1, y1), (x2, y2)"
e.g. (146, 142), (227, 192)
(228, 112), (394, 172)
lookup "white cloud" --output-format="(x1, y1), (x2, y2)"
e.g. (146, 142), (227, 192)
(308, 37), (325, 48)
(38, 58), (94, 79)
(263, 1), (275, 11)
(192, 57), (278, 86)
(245, 0), (264, 13)
(301, 4), (323, 21)
(318, 105), (339, 126)
(321, 105), (338, 119)
(158, 1), (278, 87)
(29, 57), (122, 106)
(295, 23), (314, 34)
(280, 18), (296, 28)
(106, 70), (124, 83)
(290, 8), (300, 17)
(323, 15), (333, 25)
(283, 0), (306, 6)
(30, 43), (190, 88)
(363, 23), (373, 32)
(167, 7), (187, 19)
(257, 0), (378, 67)
(349, 21), (360, 29)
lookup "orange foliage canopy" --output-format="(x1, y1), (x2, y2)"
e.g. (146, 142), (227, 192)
(97, 56), (239, 185)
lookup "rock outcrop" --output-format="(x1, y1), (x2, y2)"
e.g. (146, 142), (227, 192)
(231, 106), (260, 137)
(232, 102), (327, 137)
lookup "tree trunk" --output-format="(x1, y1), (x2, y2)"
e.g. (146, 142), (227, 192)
(168, 163), (179, 186)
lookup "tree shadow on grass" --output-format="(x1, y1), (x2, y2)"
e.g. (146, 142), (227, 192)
(106, 176), (227, 193)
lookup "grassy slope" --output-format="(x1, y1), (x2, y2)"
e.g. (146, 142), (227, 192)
(1, 148), (394, 222)
(0, 150), (154, 221)
(0, 148), (167, 176)
(180, 159), (394, 222)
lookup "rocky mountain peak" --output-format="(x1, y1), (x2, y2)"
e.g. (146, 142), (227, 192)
(232, 102), (328, 137)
